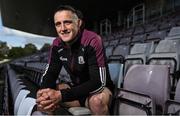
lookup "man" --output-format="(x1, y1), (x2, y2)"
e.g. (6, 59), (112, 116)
(36, 5), (114, 115)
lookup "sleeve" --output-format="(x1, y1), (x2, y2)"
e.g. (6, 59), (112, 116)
(40, 45), (62, 89)
(61, 35), (108, 102)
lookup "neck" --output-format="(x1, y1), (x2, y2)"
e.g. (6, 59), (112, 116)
(65, 35), (79, 46)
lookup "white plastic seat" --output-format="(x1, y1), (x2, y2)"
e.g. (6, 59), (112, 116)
(17, 97), (36, 115)
(68, 107), (91, 115)
(14, 90), (30, 115)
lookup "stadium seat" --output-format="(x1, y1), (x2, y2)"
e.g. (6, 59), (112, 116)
(113, 88), (154, 115)
(147, 39), (180, 97)
(17, 97), (36, 115)
(108, 39), (119, 46)
(68, 107), (91, 115)
(124, 42), (154, 75)
(122, 64), (170, 114)
(146, 30), (167, 41)
(130, 34), (145, 45)
(112, 44), (130, 57)
(108, 55), (124, 88)
(57, 66), (71, 84)
(119, 37), (131, 45)
(165, 26), (180, 40)
(14, 90), (30, 115)
(164, 79), (180, 115)
(105, 45), (114, 59)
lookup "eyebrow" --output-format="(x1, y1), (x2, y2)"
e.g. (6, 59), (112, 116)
(55, 20), (73, 26)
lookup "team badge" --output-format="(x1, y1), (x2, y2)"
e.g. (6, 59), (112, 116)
(78, 56), (85, 64)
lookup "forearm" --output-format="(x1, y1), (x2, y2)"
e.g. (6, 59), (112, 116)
(61, 77), (103, 102)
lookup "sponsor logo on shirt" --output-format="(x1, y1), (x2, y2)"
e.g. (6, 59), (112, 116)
(59, 56), (68, 61)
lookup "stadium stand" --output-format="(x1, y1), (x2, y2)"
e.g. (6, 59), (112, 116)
(3, 1), (180, 115)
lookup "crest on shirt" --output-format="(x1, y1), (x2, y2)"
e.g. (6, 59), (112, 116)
(78, 56), (85, 64)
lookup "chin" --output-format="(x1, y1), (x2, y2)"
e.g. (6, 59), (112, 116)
(62, 38), (72, 42)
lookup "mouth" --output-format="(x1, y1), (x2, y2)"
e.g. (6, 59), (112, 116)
(60, 31), (71, 36)
(61, 30), (70, 34)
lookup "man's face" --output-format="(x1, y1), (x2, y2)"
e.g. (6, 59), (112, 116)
(54, 10), (82, 42)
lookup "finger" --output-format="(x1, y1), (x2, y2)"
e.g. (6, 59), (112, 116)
(41, 92), (50, 99)
(36, 95), (49, 103)
(37, 88), (51, 98)
(43, 103), (56, 111)
(36, 91), (51, 103)
(40, 99), (54, 107)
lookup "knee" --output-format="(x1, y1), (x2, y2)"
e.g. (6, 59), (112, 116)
(89, 94), (104, 108)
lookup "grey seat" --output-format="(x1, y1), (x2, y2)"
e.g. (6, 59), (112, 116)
(123, 64), (170, 114)
(108, 56), (124, 88)
(165, 26), (180, 40)
(164, 79), (180, 115)
(113, 88), (154, 115)
(105, 45), (114, 59)
(147, 39), (180, 94)
(124, 42), (154, 75)
(113, 44), (130, 58)
(17, 97), (36, 115)
(14, 90), (30, 115)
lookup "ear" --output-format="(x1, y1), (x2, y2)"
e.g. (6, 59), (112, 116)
(78, 19), (82, 28)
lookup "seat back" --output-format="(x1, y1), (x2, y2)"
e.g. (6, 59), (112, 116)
(124, 42), (154, 75)
(17, 97), (36, 115)
(108, 62), (123, 88)
(57, 66), (71, 84)
(175, 79), (180, 102)
(105, 45), (114, 58)
(164, 79), (180, 115)
(113, 44), (130, 57)
(14, 90), (30, 115)
(123, 64), (170, 112)
(165, 26), (180, 39)
(147, 39), (180, 95)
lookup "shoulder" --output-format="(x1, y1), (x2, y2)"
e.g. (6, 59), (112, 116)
(52, 38), (62, 47)
(81, 29), (103, 47)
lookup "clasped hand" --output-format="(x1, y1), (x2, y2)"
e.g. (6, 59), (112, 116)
(36, 88), (62, 113)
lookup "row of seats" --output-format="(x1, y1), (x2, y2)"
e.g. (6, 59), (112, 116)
(8, 52), (180, 115)
(6, 65), (36, 115)
(107, 27), (180, 94)
(103, 9), (180, 48)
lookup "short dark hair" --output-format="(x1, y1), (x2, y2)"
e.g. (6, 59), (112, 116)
(54, 5), (85, 30)
(54, 5), (84, 20)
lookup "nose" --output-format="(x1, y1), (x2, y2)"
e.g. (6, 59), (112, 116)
(60, 24), (66, 31)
